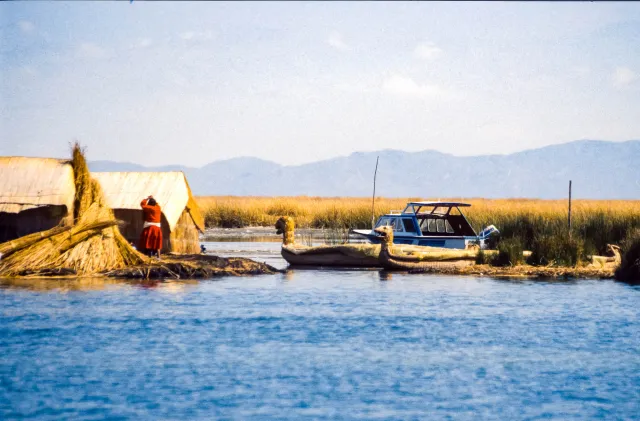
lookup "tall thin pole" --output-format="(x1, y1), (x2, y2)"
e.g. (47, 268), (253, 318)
(371, 156), (379, 229)
(568, 180), (572, 237)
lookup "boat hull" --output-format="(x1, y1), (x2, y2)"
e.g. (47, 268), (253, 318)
(280, 243), (476, 268)
(380, 258), (475, 271)
(281, 245), (380, 267)
(352, 230), (474, 249)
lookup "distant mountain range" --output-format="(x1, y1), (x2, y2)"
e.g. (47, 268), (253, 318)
(89, 140), (640, 199)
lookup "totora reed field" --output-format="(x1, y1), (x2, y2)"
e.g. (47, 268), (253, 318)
(197, 196), (640, 268)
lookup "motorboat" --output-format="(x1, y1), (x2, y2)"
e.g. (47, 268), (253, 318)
(352, 201), (498, 249)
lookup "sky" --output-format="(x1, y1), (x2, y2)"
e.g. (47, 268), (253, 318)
(1, 1), (639, 167)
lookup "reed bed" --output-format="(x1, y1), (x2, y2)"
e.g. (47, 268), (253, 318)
(615, 229), (640, 282)
(197, 196), (640, 257)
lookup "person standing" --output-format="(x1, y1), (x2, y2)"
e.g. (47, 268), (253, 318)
(139, 195), (163, 258)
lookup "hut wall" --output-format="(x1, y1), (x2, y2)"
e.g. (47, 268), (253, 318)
(169, 209), (201, 254)
(111, 209), (172, 253)
(0, 206), (70, 243)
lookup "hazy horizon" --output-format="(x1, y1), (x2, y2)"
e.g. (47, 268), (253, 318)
(2, 2), (639, 166)
(85, 138), (636, 168)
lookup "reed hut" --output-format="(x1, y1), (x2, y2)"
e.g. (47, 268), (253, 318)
(92, 172), (204, 254)
(0, 144), (145, 277)
(0, 157), (76, 243)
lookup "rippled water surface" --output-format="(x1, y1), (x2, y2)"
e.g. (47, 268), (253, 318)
(1, 243), (639, 420)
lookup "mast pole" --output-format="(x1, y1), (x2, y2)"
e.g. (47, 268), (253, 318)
(568, 180), (572, 238)
(371, 156), (379, 230)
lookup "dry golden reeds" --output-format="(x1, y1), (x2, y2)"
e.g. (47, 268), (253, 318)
(0, 225), (72, 257)
(196, 196), (640, 255)
(0, 142), (146, 277)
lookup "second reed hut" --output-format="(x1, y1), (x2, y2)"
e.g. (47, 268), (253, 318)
(0, 157), (76, 243)
(92, 171), (204, 254)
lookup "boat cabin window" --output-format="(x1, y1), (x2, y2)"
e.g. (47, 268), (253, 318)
(393, 218), (404, 232)
(445, 220), (454, 233)
(416, 214), (473, 236)
(402, 218), (417, 233)
(375, 218), (392, 228)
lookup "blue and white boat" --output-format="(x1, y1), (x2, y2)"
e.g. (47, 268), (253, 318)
(352, 201), (498, 249)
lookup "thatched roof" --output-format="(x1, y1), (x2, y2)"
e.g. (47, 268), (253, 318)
(0, 157), (75, 214)
(92, 171), (204, 232)
(0, 144), (147, 277)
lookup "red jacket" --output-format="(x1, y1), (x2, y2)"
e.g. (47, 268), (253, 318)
(141, 199), (162, 223)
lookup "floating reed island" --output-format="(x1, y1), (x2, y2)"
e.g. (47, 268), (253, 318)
(0, 144), (277, 280)
(105, 253), (278, 279)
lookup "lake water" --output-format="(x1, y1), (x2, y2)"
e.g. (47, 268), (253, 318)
(1, 241), (639, 420)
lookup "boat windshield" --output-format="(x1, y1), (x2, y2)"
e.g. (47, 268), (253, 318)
(402, 204), (416, 214)
(375, 217), (394, 228)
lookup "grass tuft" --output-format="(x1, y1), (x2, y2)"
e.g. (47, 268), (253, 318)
(527, 233), (585, 267)
(490, 237), (525, 267)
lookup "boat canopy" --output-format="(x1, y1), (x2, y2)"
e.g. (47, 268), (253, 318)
(398, 202), (471, 216)
(406, 201), (471, 208)
(380, 201), (477, 236)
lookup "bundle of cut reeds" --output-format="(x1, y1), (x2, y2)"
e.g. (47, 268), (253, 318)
(0, 143), (146, 277)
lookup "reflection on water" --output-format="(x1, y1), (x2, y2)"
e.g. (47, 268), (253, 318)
(379, 271), (394, 281)
(0, 277), (199, 292)
(0, 277), (125, 292)
(283, 270), (296, 282)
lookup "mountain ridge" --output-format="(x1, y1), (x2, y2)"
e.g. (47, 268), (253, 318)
(88, 140), (640, 199)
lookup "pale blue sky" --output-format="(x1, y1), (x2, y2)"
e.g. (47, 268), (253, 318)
(1, 1), (639, 166)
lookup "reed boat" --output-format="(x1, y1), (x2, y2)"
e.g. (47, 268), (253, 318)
(352, 201), (498, 249)
(373, 225), (480, 271)
(281, 244), (381, 267)
(275, 216), (458, 268)
(372, 225), (541, 271)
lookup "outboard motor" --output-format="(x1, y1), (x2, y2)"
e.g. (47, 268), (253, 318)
(478, 225), (500, 249)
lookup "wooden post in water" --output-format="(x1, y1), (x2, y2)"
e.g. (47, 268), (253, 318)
(371, 156), (379, 229)
(568, 180), (572, 238)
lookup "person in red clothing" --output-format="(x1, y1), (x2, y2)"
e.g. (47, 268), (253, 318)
(139, 195), (163, 258)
